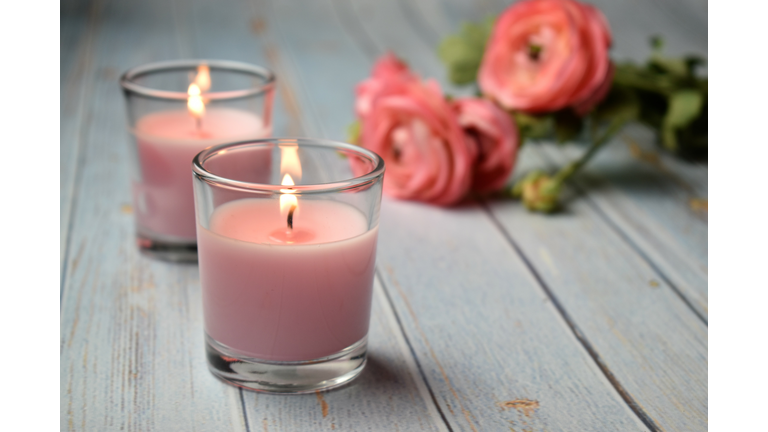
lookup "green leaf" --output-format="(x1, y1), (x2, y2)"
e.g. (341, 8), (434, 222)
(438, 17), (494, 86)
(664, 90), (704, 130)
(553, 109), (584, 143)
(606, 38), (708, 158)
(661, 90), (704, 152)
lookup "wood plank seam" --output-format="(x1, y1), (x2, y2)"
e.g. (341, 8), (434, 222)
(239, 388), (252, 432)
(60, 0), (103, 305)
(579, 195), (707, 324)
(375, 270), (456, 432)
(534, 146), (708, 325)
(379, 263), (481, 431)
(481, 202), (662, 432)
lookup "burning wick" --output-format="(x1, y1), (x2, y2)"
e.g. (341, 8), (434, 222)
(287, 204), (297, 230)
(280, 173), (299, 232)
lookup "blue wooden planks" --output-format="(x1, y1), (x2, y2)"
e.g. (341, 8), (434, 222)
(61, 0), (99, 276)
(375, 199), (649, 431)
(488, 149), (708, 431)
(60, 0), (249, 429)
(538, 135), (708, 319)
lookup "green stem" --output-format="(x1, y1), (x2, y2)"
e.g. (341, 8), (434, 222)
(551, 118), (628, 186)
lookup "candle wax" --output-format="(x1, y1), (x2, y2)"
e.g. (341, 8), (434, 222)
(197, 199), (378, 361)
(133, 108), (271, 241)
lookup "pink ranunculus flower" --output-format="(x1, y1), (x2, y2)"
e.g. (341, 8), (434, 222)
(355, 53), (417, 120)
(478, 0), (612, 114)
(355, 67), (476, 206)
(452, 98), (520, 193)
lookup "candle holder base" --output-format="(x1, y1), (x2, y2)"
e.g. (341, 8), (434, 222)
(136, 233), (198, 263)
(205, 334), (367, 394)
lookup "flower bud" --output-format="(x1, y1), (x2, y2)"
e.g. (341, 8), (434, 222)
(512, 171), (561, 213)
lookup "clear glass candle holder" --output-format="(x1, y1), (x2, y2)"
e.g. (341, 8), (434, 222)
(192, 138), (385, 393)
(120, 60), (275, 262)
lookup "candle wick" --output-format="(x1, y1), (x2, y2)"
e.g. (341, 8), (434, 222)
(195, 117), (202, 133)
(287, 204), (296, 230)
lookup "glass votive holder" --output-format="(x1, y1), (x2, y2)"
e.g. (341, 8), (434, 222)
(120, 59), (275, 262)
(192, 138), (385, 393)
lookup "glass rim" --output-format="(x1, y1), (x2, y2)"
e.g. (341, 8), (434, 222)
(192, 138), (386, 194)
(119, 59), (276, 101)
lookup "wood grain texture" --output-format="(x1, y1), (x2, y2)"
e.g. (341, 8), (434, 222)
(538, 133), (708, 319)
(375, 199), (649, 432)
(487, 149), (708, 432)
(60, 0), (251, 430)
(61, 0), (99, 276)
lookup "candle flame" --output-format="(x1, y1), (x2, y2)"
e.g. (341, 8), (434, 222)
(194, 64), (211, 92)
(279, 173), (298, 217)
(279, 143), (302, 182)
(278, 143), (302, 225)
(187, 83), (205, 119)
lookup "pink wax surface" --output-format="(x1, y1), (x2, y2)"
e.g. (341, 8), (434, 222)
(133, 108), (271, 241)
(197, 199), (378, 361)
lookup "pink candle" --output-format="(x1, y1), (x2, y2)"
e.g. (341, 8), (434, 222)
(197, 198), (378, 361)
(132, 108), (271, 241)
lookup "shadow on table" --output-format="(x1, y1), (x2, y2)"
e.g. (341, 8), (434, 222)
(331, 352), (418, 398)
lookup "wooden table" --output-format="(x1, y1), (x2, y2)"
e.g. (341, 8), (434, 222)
(60, 0), (707, 430)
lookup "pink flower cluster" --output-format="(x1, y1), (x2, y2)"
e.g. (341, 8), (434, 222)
(352, 0), (612, 206)
(353, 54), (518, 206)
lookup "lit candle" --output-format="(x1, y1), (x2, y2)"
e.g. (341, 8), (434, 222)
(121, 61), (275, 253)
(197, 143), (379, 362)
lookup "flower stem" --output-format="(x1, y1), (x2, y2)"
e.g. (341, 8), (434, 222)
(551, 118), (627, 186)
